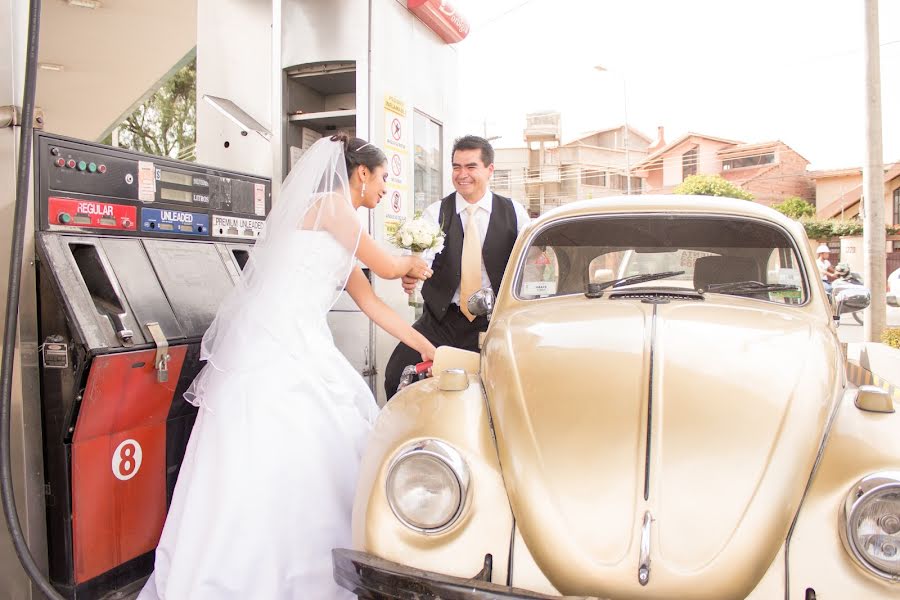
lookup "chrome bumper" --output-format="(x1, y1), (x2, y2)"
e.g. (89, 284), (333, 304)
(332, 549), (568, 599)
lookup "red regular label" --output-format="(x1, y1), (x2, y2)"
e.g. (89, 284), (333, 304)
(48, 196), (137, 231)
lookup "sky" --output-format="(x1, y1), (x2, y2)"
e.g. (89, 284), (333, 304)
(451, 0), (900, 171)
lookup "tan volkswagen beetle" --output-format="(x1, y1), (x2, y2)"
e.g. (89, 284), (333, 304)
(334, 195), (899, 600)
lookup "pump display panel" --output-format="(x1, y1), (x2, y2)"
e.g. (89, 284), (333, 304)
(36, 132), (270, 240)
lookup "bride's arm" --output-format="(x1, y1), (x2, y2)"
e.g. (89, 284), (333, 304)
(345, 267), (436, 361)
(355, 231), (430, 281)
(313, 198), (429, 281)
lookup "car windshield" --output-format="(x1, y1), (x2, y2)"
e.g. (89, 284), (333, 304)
(516, 215), (807, 305)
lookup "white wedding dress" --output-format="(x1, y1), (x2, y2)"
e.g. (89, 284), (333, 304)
(138, 231), (377, 600)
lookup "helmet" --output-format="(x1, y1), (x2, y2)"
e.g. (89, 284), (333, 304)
(834, 263), (850, 277)
(816, 244), (830, 254)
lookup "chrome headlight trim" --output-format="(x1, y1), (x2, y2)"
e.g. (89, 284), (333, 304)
(840, 470), (900, 582)
(385, 439), (471, 535)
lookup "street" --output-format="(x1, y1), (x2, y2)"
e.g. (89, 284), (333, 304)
(837, 304), (900, 343)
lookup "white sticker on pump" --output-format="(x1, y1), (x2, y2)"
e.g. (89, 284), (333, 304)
(138, 161), (156, 202)
(212, 214), (266, 240)
(254, 183), (266, 216)
(111, 438), (143, 481)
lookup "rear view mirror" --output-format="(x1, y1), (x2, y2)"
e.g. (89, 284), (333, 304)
(835, 287), (870, 315)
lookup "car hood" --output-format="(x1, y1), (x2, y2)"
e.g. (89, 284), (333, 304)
(481, 295), (840, 599)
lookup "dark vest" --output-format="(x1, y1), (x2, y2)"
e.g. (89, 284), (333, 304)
(422, 192), (519, 320)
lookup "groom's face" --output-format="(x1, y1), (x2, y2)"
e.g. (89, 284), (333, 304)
(452, 148), (494, 202)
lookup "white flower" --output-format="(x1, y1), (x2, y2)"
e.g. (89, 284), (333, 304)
(391, 215), (446, 251)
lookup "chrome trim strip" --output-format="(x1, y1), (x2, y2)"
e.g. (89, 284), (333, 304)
(638, 511), (652, 586)
(506, 518), (516, 587)
(644, 303), (657, 501)
(783, 385), (848, 599)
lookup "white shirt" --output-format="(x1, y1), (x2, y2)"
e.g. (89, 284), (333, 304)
(421, 188), (531, 304)
(816, 257), (832, 282)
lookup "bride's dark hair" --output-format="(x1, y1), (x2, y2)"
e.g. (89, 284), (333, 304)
(330, 132), (386, 175)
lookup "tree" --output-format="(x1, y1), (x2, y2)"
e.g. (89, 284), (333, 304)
(799, 217), (898, 240)
(673, 174), (753, 200)
(772, 196), (816, 219)
(103, 57), (196, 160)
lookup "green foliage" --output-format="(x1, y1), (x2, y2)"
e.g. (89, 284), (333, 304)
(673, 175), (754, 200)
(882, 328), (900, 350)
(799, 217), (899, 239)
(773, 196), (816, 219)
(102, 57), (196, 160)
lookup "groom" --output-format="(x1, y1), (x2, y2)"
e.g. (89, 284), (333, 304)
(383, 135), (530, 399)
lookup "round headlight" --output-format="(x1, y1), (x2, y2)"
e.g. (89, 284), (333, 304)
(841, 471), (900, 580)
(385, 440), (470, 533)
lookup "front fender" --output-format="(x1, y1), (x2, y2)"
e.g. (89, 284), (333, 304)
(352, 374), (514, 585)
(787, 386), (900, 597)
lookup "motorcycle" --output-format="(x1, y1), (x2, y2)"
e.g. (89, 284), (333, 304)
(831, 263), (866, 324)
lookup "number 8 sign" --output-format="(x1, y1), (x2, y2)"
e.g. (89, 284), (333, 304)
(111, 439), (143, 481)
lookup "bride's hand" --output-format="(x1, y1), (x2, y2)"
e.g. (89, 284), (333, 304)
(406, 256), (432, 281)
(420, 342), (436, 363)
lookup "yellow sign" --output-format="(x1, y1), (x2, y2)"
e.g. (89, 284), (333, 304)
(384, 96), (407, 117)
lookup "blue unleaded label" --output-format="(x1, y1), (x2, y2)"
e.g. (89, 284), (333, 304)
(141, 208), (210, 236)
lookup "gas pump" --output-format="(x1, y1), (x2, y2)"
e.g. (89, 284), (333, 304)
(26, 132), (270, 598)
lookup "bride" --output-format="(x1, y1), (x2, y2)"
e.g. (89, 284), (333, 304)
(138, 134), (435, 599)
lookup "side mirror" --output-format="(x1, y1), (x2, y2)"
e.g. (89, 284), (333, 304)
(835, 287), (870, 315)
(888, 293), (899, 308)
(467, 287), (495, 320)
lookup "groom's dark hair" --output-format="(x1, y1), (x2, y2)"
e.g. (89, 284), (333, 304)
(453, 135), (494, 167)
(331, 132), (386, 173)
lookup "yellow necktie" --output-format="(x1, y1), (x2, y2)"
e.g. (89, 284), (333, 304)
(460, 205), (481, 321)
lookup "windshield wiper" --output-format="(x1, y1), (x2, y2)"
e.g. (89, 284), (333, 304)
(701, 280), (799, 296)
(586, 271), (685, 298)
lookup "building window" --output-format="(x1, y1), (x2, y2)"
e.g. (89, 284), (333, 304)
(413, 110), (443, 215)
(722, 152), (775, 171)
(893, 187), (899, 224)
(493, 169), (511, 190)
(682, 148), (698, 180)
(582, 169), (606, 187)
(608, 174), (642, 194)
(629, 176), (642, 193)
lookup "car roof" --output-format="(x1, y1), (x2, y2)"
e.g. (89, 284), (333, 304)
(534, 195), (801, 232)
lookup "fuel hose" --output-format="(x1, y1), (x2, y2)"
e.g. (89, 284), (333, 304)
(0, 0), (66, 597)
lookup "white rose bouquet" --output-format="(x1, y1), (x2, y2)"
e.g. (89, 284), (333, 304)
(390, 212), (445, 307)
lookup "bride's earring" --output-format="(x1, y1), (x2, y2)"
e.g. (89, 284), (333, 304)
(361, 182), (367, 201)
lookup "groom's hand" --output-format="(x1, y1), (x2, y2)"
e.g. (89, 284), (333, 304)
(401, 275), (418, 295)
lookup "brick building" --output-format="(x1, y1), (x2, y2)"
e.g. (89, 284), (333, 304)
(634, 130), (814, 206)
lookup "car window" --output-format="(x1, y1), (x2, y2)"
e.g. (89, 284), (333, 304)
(516, 215), (807, 305)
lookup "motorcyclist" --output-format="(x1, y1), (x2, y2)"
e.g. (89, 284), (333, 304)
(815, 244), (837, 294)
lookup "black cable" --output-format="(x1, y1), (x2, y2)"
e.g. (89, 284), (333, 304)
(0, 0), (65, 598)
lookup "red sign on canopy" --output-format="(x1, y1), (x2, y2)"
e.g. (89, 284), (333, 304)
(407, 0), (470, 44)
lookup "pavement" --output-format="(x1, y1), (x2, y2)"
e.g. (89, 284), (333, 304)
(836, 304), (900, 344)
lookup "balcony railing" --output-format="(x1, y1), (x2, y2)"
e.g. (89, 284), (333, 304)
(525, 166), (561, 183)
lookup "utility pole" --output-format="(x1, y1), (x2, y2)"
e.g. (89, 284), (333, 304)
(863, 0), (886, 341)
(622, 79), (632, 195)
(595, 65), (631, 194)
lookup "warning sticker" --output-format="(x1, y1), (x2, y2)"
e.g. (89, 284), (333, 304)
(138, 161), (156, 203)
(384, 214), (403, 240)
(254, 183), (266, 216)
